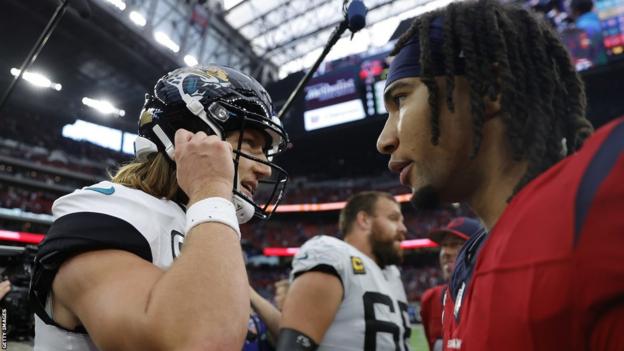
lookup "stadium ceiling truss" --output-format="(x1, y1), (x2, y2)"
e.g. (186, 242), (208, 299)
(96, 0), (433, 82)
(224, 0), (428, 67)
(98, 0), (278, 82)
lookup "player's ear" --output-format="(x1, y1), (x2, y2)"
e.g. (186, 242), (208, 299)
(484, 63), (502, 121)
(484, 95), (501, 121)
(356, 211), (371, 230)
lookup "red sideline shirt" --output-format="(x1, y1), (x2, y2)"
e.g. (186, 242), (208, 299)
(442, 117), (624, 351)
(421, 285), (446, 350)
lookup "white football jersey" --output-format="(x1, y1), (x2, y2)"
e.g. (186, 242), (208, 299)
(33, 181), (186, 351)
(291, 235), (411, 351)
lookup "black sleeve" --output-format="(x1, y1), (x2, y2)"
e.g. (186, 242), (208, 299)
(275, 328), (319, 351)
(293, 264), (343, 289)
(29, 212), (152, 333)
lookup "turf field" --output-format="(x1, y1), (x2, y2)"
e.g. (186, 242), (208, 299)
(410, 324), (429, 351)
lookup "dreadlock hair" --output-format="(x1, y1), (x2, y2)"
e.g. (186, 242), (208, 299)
(390, 0), (593, 196)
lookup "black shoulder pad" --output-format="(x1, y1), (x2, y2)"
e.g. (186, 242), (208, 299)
(29, 212), (152, 332)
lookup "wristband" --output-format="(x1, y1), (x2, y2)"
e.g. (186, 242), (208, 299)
(185, 197), (241, 240)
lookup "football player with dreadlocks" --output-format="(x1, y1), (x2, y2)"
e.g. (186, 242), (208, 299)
(29, 65), (289, 351)
(377, 0), (624, 349)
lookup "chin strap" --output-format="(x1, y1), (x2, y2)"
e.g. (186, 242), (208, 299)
(152, 124), (175, 160)
(233, 193), (254, 224)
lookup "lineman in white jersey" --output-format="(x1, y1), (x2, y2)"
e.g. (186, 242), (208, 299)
(277, 191), (411, 351)
(29, 65), (289, 351)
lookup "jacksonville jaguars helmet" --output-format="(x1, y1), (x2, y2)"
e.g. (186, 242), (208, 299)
(134, 64), (289, 223)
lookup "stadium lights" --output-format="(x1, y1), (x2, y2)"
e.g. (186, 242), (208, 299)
(0, 229), (439, 254)
(129, 11), (146, 27)
(104, 0), (126, 11)
(263, 239), (438, 257)
(184, 54), (199, 66)
(154, 31), (180, 53)
(82, 97), (125, 117)
(0, 230), (44, 245)
(9, 68), (62, 91)
(265, 193), (412, 213)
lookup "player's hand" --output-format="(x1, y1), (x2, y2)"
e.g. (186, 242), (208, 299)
(174, 129), (234, 205)
(0, 280), (11, 300)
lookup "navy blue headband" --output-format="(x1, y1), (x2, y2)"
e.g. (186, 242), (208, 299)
(385, 17), (465, 90)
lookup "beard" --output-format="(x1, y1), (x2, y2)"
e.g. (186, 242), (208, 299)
(410, 184), (441, 212)
(369, 222), (403, 269)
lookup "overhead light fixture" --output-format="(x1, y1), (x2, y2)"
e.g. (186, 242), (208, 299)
(184, 54), (199, 66)
(10, 68), (62, 91)
(129, 11), (146, 27)
(154, 31), (180, 53)
(104, 0), (126, 11)
(82, 97), (125, 117)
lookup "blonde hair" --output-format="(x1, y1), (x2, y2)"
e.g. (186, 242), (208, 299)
(110, 153), (181, 201)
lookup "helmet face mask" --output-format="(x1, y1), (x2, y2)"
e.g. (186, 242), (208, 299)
(230, 129), (288, 222)
(135, 65), (289, 223)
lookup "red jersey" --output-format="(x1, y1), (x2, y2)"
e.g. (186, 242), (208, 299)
(442, 117), (624, 351)
(421, 285), (446, 350)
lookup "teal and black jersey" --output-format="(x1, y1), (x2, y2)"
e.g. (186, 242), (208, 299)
(30, 181), (186, 351)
